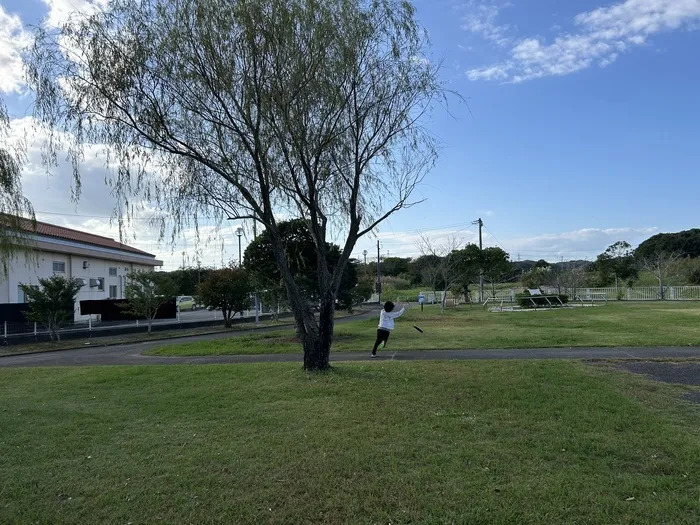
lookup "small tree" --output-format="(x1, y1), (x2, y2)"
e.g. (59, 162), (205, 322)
(481, 247), (511, 296)
(417, 235), (464, 312)
(244, 219), (358, 311)
(450, 244), (481, 302)
(198, 267), (253, 327)
(594, 241), (638, 291)
(121, 271), (177, 333)
(640, 251), (682, 300)
(521, 265), (552, 289)
(21, 276), (83, 341)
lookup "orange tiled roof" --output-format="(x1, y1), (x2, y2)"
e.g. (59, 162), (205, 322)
(14, 217), (156, 257)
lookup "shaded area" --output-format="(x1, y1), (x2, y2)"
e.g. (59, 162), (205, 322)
(617, 362), (700, 386)
(617, 361), (700, 404)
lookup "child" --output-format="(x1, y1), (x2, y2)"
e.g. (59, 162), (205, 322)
(371, 301), (408, 358)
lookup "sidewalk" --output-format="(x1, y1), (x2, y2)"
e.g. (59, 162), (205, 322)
(2, 345), (699, 368)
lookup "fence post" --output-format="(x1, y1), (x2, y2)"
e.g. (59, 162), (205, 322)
(34, 322), (37, 336)
(3, 321), (6, 339)
(136, 319), (139, 328)
(88, 317), (92, 332)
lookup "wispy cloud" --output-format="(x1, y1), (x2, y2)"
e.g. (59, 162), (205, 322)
(41, 0), (109, 28)
(355, 226), (659, 262)
(467, 0), (700, 82)
(503, 227), (659, 260)
(0, 5), (31, 94)
(458, 1), (513, 47)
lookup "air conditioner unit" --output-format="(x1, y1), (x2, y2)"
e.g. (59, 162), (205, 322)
(83, 261), (90, 269)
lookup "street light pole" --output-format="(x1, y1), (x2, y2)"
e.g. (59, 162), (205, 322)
(376, 239), (382, 304)
(235, 227), (244, 266)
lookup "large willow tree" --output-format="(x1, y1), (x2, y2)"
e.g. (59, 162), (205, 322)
(0, 101), (34, 278)
(28, 0), (444, 370)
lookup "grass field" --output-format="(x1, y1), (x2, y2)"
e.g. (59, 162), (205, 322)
(147, 301), (700, 357)
(1, 361), (698, 524)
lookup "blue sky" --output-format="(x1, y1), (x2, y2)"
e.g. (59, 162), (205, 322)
(2, 0), (700, 268)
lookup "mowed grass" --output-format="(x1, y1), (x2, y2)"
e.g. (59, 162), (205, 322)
(1, 361), (699, 524)
(147, 301), (700, 356)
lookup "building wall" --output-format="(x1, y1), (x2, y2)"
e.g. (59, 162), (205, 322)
(0, 274), (8, 303)
(1, 250), (157, 321)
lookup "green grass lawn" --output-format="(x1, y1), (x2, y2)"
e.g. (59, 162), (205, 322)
(147, 301), (700, 356)
(1, 361), (698, 524)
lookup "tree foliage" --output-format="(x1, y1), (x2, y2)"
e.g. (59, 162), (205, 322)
(636, 229), (700, 260)
(481, 247), (511, 285)
(243, 219), (359, 311)
(1, 101), (34, 278)
(21, 276), (83, 341)
(164, 266), (215, 296)
(381, 257), (411, 278)
(28, 0), (445, 370)
(121, 271), (178, 333)
(197, 267), (253, 327)
(593, 241), (638, 287)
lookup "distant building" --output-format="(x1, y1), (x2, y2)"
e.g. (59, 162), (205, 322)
(0, 218), (163, 320)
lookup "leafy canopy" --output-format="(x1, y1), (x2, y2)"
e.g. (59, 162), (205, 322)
(21, 275), (83, 341)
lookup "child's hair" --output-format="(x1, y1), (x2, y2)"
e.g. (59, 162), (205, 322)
(384, 301), (395, 312)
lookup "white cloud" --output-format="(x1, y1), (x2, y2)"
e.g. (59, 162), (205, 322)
(9, 116), (243, 270)
(467, 0), (700, 82)
(459, 1), (513, 47)
(41, 0), (109, 28)
(355, 226), (659, 262)
(0, 5), (31, 94)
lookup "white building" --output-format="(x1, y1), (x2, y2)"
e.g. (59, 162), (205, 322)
(0, 219), (163, 320)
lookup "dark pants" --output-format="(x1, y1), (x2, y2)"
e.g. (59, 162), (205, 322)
(372, 329), (391, 354)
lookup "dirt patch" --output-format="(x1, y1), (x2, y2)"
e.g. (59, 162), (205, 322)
(616, 361), (700, 405)
(616, 362), (700, 386)
(682, 392), (700, 405)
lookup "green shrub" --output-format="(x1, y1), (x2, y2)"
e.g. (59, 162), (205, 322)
(516, 291), (569, 309)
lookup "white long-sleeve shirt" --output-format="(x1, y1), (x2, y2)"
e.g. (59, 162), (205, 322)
(378, 307), (405, 331)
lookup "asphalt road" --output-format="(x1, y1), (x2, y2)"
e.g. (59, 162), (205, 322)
(2, 339), (700, 368)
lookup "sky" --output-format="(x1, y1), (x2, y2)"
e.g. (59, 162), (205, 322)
(1, 0), (699, 269)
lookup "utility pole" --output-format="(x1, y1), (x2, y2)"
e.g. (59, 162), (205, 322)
(472, 218), (484, 303)
(253, 220), (259, 324)
(363, 250), (367, 265)
(376, 239), (382, 304)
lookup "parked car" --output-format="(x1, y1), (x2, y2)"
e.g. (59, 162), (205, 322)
(176, 296), (196, 311)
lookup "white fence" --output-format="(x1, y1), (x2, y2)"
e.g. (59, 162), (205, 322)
(369, 286), (700, 305)
(478, 286), (700, 302)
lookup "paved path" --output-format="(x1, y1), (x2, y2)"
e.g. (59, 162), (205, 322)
(2, 342), (700, 368)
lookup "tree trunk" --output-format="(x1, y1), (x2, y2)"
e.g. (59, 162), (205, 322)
(300, 294), (334, 371)
(147, 320), (152, 334)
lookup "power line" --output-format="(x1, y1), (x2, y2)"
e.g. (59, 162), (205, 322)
(483, 225), (509, 253)
(34, 210), (168, 221)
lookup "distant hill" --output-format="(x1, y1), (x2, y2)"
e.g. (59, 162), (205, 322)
(636, 229), (700, 259)
(512, 259), (591, 273)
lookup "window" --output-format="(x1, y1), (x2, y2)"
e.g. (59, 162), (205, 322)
(109, 285), (118, 299)
(89, 278), (105, 291)
(109, 267), (118, 276)
(17, 285), (38, 303)
(53, 261), (66, 273)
